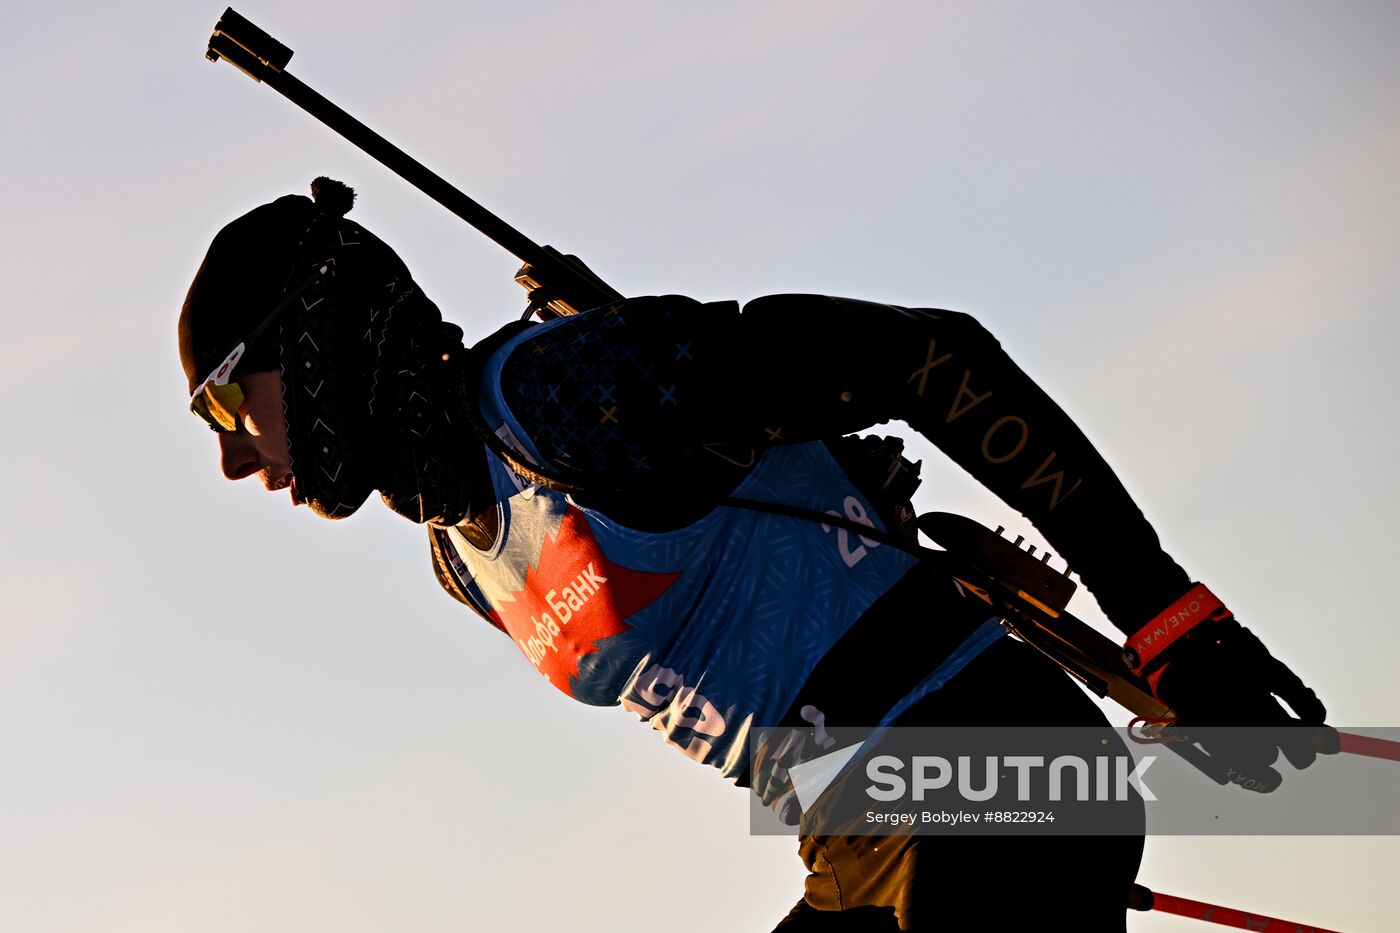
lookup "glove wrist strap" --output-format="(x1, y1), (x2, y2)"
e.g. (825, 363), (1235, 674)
(1124, 582), (1232, 676)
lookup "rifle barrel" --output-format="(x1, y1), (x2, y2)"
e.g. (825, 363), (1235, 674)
(206, 10), (622, 311)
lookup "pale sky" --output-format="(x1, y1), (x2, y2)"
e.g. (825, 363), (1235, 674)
(2, 3), (1397, 931)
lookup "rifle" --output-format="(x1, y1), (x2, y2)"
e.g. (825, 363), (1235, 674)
(204, 8), (621, 322)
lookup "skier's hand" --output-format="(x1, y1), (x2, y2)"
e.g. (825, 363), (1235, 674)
(1151, 616), (1339, 791)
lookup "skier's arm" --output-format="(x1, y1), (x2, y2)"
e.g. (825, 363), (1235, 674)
(723, 296), (1333, 779)
(497, 293), (1186, 634)
(491, 294), (1331, 774)
(739, 293), (1191, 636)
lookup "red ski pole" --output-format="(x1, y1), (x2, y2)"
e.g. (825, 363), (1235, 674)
(1337, 730), (1400, 761)
(1128, 884), (1344, 932)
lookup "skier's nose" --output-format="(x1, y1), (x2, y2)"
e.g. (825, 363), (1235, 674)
(218, 431), (262, 481)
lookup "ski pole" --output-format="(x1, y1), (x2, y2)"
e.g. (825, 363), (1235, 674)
(1337, 731), (1400, 761)
(1128, 884), (1343, 932)
(203, 7), (622, 320)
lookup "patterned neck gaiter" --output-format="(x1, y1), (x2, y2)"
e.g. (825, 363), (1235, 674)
(180, 178), (474, 525)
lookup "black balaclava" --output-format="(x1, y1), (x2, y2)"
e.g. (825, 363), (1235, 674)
(180, 178), (472, 524)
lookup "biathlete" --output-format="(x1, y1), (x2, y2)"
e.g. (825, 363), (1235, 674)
(179, 178), (1330, 931)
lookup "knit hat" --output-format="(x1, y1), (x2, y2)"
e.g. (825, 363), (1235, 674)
(179, 178), (470, 523)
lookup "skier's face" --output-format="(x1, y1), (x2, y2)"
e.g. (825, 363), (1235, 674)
(215, 370), (302, 506)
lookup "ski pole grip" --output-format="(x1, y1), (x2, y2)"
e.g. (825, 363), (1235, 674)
(1126, 883), (1154, 911)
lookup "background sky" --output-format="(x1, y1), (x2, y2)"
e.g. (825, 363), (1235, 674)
(2, 3), (1397, 931)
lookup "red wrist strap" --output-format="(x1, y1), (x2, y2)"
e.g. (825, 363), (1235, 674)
(1124, 583), (1231, 676)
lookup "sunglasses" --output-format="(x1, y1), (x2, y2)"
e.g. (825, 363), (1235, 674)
(190, 263), (332, 432)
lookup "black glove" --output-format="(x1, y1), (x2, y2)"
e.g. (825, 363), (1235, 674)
(1149, 613), (1338, 791)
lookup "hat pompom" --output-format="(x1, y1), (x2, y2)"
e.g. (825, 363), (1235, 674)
(310, 176), (356, 216)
